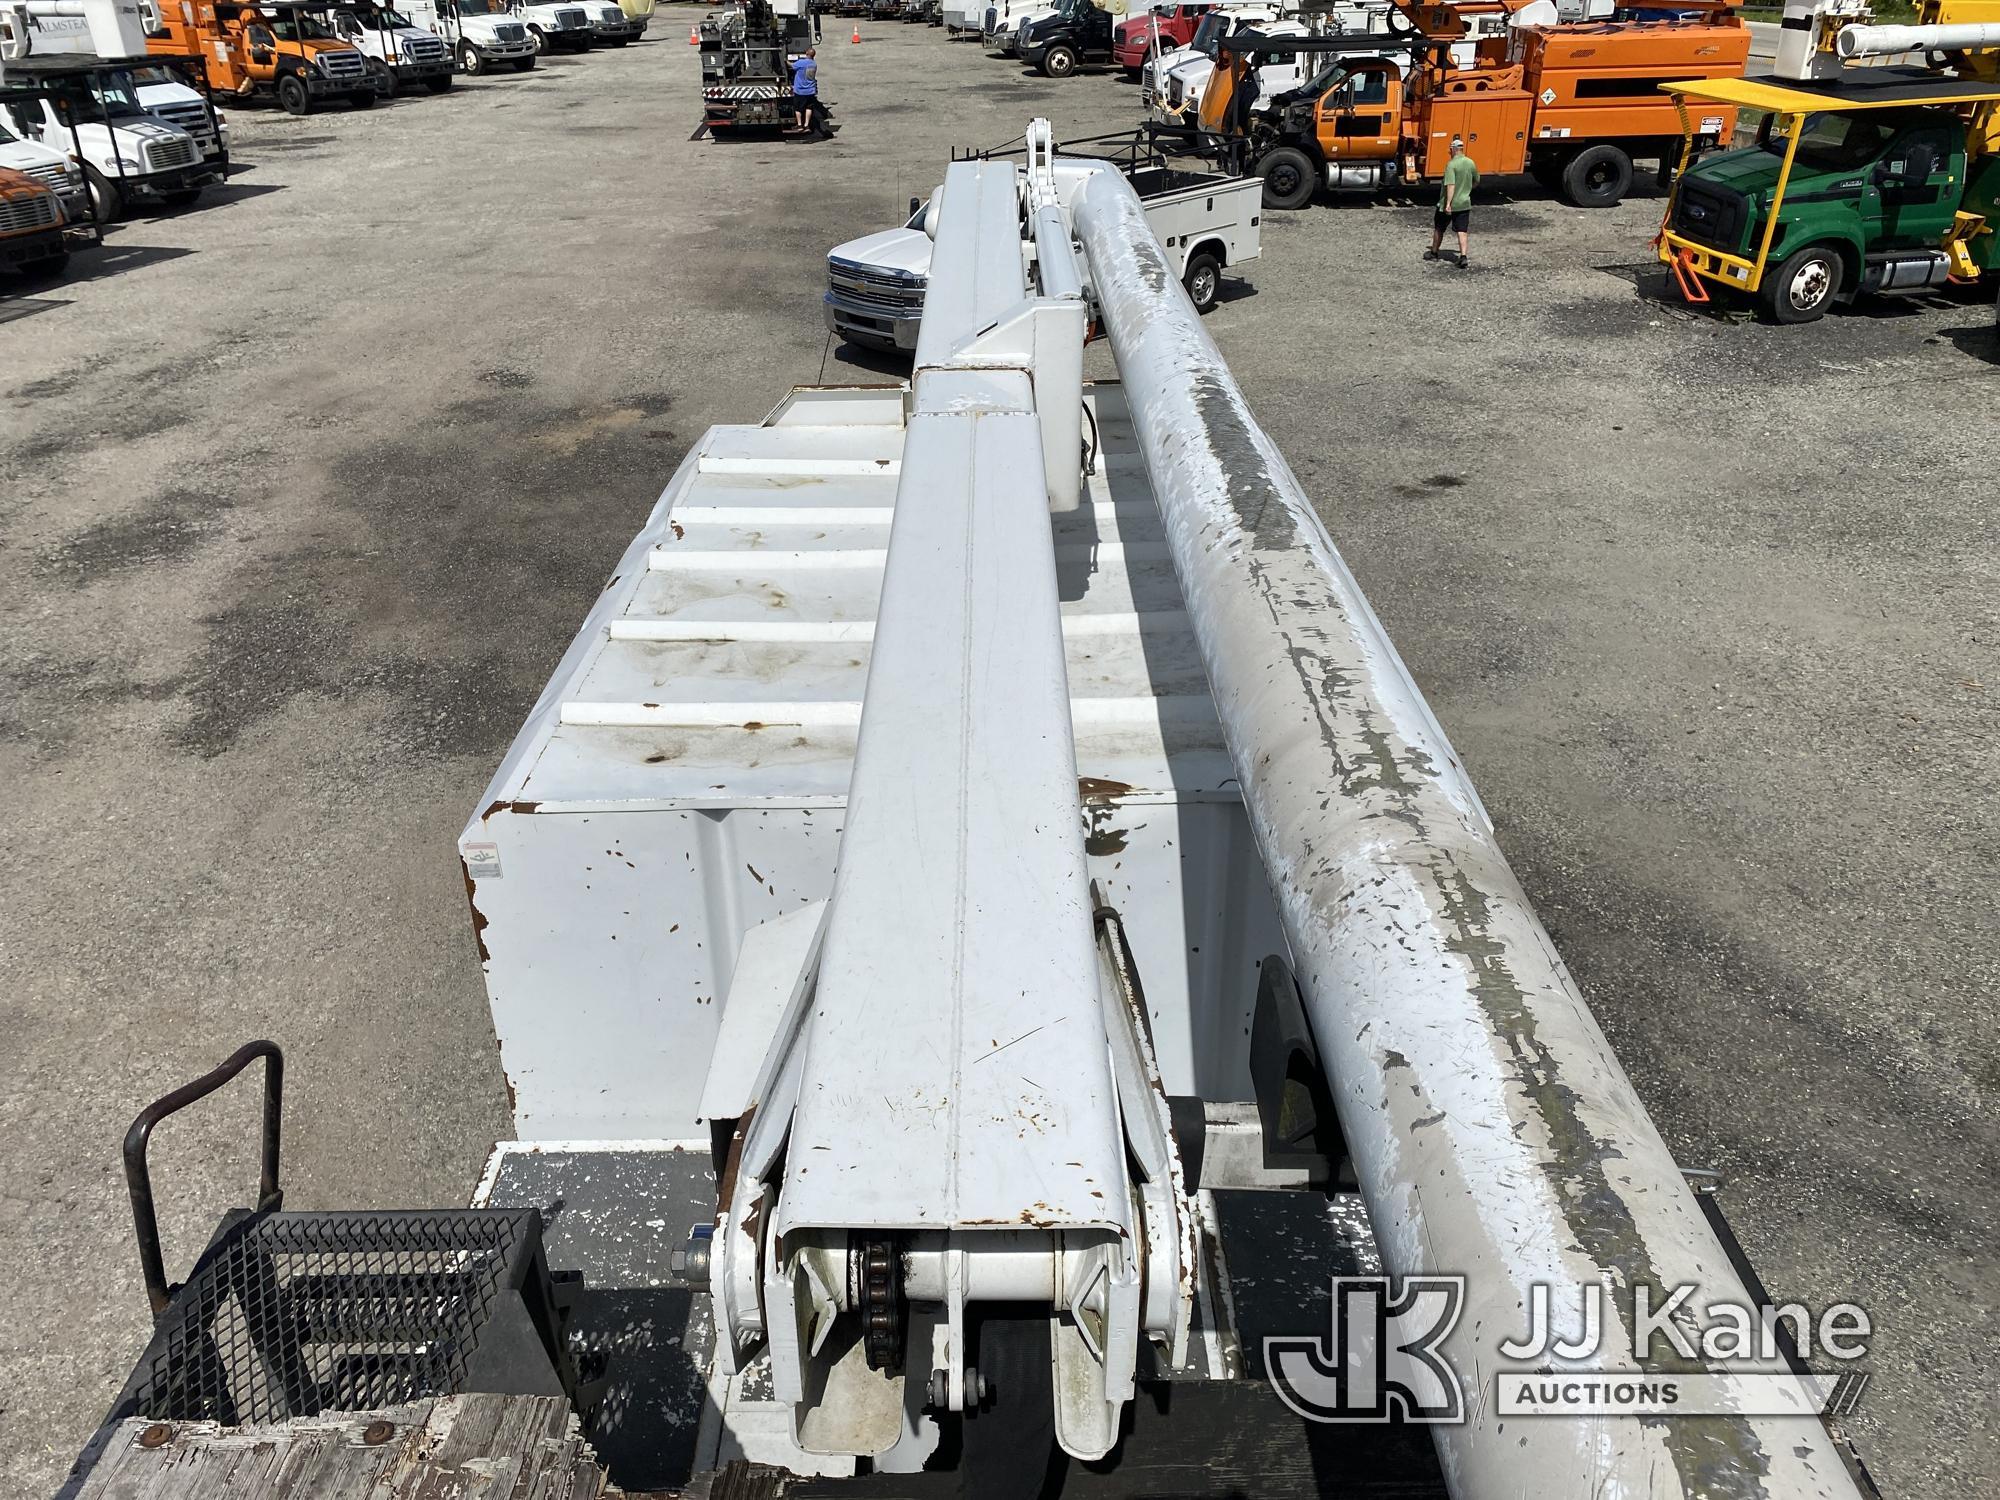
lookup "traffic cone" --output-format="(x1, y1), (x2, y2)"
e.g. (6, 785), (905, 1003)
(850, 23), (860, 40)
(688, 24), (699, 42)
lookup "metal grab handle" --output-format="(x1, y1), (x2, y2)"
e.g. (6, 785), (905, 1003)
(122, 1040), (285, 1318)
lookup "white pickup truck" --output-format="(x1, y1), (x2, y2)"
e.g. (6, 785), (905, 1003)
(825, 158), (1261, 353)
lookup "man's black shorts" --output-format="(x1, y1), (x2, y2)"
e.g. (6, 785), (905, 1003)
(1434, 207), (1470, 234)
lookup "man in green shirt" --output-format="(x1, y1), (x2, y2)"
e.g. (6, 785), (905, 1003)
(1426, 136), (1477, 269)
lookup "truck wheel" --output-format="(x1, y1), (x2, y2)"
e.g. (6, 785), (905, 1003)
(1040, 43), (1077, 76)
(85, 166), (124, 221)
(1559, 144), (1632, 208)
(1183, 251), (1221, 313)
(460, 40), (486, 72)
(1760, 244), (1842, 324)
(424, 73), (453, 91)
(529, 24), (549, 51)
(277, 72), (313, 115)
(1256, 146), (1316, 211)
(512, 55), (536, 69)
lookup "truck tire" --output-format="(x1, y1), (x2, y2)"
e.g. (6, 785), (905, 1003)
(1559, 144), (1632, 208)
(460, 40), (486, 72)
(424, 73), (453, 91)
(529, 24), (549, 51)
(512, 55), (536, 69)
(1040, 43), (1078, 76)
(1183, 250), (1221, 313)
(1760, 243), (1843, 324)
(1256, 145), (1316, 211)
(85, 165), (124, 221)
(277, 72), (313, 115)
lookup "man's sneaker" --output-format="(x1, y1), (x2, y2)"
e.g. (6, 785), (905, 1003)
(1453, 253), (1470, 269)
(1423, 248), (1441, 261)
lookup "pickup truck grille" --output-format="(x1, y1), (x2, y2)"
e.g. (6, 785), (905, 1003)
(0, 191), (59, 233)
(1669, 178), (1749, 254)
(318, 49), (368, 79)
(827, 258), (926, 315)
(143, 135), (199, 172)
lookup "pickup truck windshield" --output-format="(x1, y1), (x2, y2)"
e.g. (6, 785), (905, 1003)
(268, 16), (341, 39)
(1758, 111), (1896, 172)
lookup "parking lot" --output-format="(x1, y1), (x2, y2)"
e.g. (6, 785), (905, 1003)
(1, 11), (1994, 1496)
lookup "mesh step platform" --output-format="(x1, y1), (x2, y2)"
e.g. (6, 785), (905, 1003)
(95, 1042), (600, 1436)
(109, 1207), (593, 1427)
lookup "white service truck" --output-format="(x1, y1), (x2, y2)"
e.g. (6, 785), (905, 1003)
(513, 0), (593, 51)
(399, 0), (537, 72)
(0, 65), (209, 220)
(582, 0), (642, 43)
(825, 156), (1261, 352)
(328, 2), (456, 89)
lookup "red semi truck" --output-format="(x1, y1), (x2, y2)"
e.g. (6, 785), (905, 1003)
(1114, 0), (1210, 77)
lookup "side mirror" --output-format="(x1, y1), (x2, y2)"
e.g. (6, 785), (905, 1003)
(909, 194), (920, 215)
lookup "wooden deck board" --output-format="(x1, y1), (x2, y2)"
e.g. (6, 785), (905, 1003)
(67, 1395), (607, 1500)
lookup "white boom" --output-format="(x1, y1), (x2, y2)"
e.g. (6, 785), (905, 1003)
(0, 0), (148, 60)
(682, 120), (1878, 1500)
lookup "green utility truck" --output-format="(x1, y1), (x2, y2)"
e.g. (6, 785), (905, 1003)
(1658, 72), (1999, 322)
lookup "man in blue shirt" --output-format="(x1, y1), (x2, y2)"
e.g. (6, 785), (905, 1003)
(789, 49), (818, 135)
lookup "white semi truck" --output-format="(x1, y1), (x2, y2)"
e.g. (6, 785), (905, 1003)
(825, 144), (1262, 351)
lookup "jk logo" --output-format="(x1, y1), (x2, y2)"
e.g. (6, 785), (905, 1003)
(1266, 1277), (1467, 1424)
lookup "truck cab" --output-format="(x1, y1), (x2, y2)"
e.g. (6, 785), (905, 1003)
(1665, 101), (1992, 321)
(398, 0), (537, 72)
(511, 0), (594, 50)
(328, 2), (455, 88)
(1114, 2), (1210, 79)
(0, 119), (86, 221)
(581, 0), (644, 46)
(131, 63), (228, 168)
(982, 0), (1057, 54)
(0, 161), (71, 277)
(1018, 0), (1113, 76)
(0, 66), (209, 219)
(146, 2), (379, 115)
(1150, 12), (1307, 125)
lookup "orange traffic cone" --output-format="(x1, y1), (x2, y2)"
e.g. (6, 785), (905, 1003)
(850, 23), (860, 40)
(688, 24), (699, 42)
